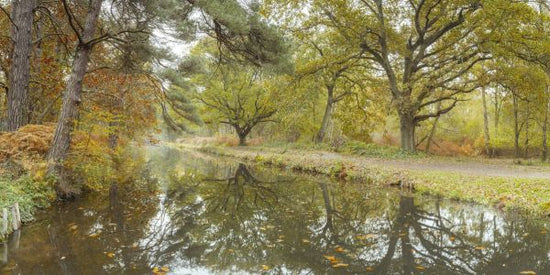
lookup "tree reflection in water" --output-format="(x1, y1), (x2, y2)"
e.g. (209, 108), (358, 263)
(2, 148), (550, 274)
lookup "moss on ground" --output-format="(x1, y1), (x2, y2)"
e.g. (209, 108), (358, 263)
(184, 144), (550, 217)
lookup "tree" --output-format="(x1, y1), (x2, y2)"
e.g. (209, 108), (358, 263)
(7, 0), (37, 131)
(47, 0), (104, 197)
(269, 0), (537, 151)
(45, 0), (290, 197)
(292, 31), (369, 143)
(195, 65), (277, 146)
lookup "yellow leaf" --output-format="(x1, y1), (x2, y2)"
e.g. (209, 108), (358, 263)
(302, 239), (310, 244)
(415, 266), (426, 271)
(519, 271), (536, 275)
(366, 267), (374, 272)
(356, 234), (376, 240)
(106, 252), (115, 258)
(335, 247), (345, 253)
(261, 265), (270, 271)
(88, 233), (100, 238)
(332, 263), (349, 268)
(69, 225), (78, 231)
(160, 267), (170, 272)
(449, 236), (456, 242)
(475, 246), (485, 250)
(323, 255), (337, 261)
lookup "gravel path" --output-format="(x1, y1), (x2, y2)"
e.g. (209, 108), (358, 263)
(237, 147), (550, 180)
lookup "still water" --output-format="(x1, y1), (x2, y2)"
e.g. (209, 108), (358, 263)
(1, 146), (550, 274)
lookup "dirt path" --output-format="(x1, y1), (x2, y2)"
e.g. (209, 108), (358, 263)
(236, 147), (550, 180)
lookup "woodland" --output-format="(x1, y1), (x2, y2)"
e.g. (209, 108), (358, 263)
(0, 0), (549, 243)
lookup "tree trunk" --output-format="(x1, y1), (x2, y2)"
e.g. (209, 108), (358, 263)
(47, 0), (103, 198)
(314, 84), (334, 144)
(481, 86), (491, 156)
(7, 0), (36, 131)
(512, 94), (520, 159)
(524, 110), (530, 159)
(543, 85), (549, 162)
(238, 134), (247, 146)
(425, 103), (441, 154)
(494, 87), (501, 137)
(399, 111), (416, 152)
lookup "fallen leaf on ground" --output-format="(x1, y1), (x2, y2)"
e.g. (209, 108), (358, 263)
(335, 247), (345, 253)
(106, 252), (115, 258)
(261, 265), (270, 271)
(332, 263), (349, 268)
(519, 271), (536, 275)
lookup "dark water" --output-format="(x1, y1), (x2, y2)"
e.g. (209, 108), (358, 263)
(2, 146), (550, 275)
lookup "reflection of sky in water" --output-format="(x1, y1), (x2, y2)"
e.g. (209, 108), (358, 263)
(2, 146), (550, 274)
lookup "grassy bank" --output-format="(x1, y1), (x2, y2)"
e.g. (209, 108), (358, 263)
(180, 143), (550, 217)
(0, 173), (56, 241)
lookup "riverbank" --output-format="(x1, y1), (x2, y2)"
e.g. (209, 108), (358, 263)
(177, 142), (550, 216)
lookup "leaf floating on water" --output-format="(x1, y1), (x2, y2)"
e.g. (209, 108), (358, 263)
(519, 271), (536, 275)
(323, 255), (337, 261)
(152, 266), (170, 275)
(415, 265), (426, 271)
(335, 247), (345, 253)
(356, 234), (377, 240)
(261, 265), (270, 271)
(475, 246), (485, 250)
(106, 252), (115, 258)
(332, 263), (349, 268)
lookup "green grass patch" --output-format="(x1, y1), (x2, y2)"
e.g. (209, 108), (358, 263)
(0, 175), (56, 240)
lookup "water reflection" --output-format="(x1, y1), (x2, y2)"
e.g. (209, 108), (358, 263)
(2, 146), (550, 274)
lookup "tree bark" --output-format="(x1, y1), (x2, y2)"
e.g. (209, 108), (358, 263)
(524, 109), (530, 159)
(481, 86), (491, 156)
(543, 85), (549, 162)
(399, 111), (416, 152)
(512, 93), (521, 159)
(7, 0), (36, 131)
(425, 103), (442, 154)
(238, 134), (246, 146)
(47, 0), (104, 198)
(314, 84), (334, 144)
